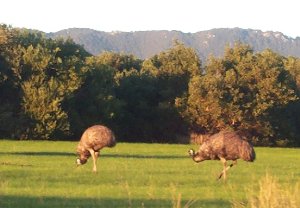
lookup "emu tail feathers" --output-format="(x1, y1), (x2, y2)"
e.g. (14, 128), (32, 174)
(107, 134), (116, 147)
(241, 141), (256, 162)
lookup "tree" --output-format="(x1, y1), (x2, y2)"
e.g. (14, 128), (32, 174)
(0, 27), (90, 139)
(108, 54), (166, 141)
(179, 43), (299, 145)
(66, 56), (123, 138)
(142, 41), (202, 141)
(142, 41), (201, 101)
(20, 45), (71, 139)
(284, 56), (300, 89)
(0, 25), (26, 138)
(94, 51), (142, 72)
(283, 57), (300, 145)
(251, 51), (298, 144)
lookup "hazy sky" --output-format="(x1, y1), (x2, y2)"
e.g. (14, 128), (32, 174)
(1, 0), (299, 38)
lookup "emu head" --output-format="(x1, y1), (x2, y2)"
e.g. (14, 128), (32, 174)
(188, 149), (195, 157)
(76, 151), (90, 166)
(188, 148), (204, 163)
(76, 157), (87, 165)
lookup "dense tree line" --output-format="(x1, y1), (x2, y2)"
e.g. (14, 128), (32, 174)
(1, 25), (300, 146)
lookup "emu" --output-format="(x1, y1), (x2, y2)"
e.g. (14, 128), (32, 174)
(188, 131), (255, 180)
(76, 125), (116, 172)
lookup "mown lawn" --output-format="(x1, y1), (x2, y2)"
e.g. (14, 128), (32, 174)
(0, 140), (299, 208)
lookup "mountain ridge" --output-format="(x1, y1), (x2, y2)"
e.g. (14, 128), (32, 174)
(46, 27), (300, 60)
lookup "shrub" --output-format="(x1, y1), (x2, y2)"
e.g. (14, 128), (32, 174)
(232, 174), (300, 208)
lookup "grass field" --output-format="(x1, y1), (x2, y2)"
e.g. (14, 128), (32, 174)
(0, 140), (299, 208)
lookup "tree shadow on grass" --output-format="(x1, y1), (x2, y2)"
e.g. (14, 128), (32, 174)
(0, 152), (75, 157)
(0, 152), (187, 159)
(0, 195), (231, 208)
(102, 154), (187, 159)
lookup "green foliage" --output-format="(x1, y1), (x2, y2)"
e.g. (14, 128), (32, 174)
(0, 25), (10, 46)
(114, 69), (163, 141)
(20, 45), (74, 139)
(1, 25), (300, 145)
(139, 41), (201, 142)
(178, 43), (299, 145)
(0, 25), (26, 137)
(94, 51), (142, 71)
(0, 25), (88, 139)
(66, 56), (122, 138)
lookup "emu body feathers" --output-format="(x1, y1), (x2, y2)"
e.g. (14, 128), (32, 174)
(189, 131), (255, 180)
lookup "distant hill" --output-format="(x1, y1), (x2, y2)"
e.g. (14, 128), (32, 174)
(47, 28), (300, 60)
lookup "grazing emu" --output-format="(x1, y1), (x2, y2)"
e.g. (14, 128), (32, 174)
(188, 131), (255, 180)
(76, 125), (116, 172)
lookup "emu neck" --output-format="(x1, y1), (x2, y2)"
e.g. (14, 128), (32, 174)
(192, 152), (205, 163)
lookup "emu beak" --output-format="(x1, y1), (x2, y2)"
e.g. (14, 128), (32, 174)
(76, 158), (81, 166)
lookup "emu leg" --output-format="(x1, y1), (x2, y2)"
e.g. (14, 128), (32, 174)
(95, 151), (99, 170)
(218, 160), (237, 180)
(218, 158), (227, 180)
(95, 151), (99, 158)
(88, 149), (98, 172)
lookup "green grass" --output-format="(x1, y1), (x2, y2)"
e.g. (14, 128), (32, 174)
(0, 140), (299, 208)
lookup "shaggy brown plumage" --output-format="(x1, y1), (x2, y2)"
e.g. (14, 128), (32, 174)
(76, 125), (116, 172)
(190, 132), (210, 145)
(188, 131), (255, 180)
